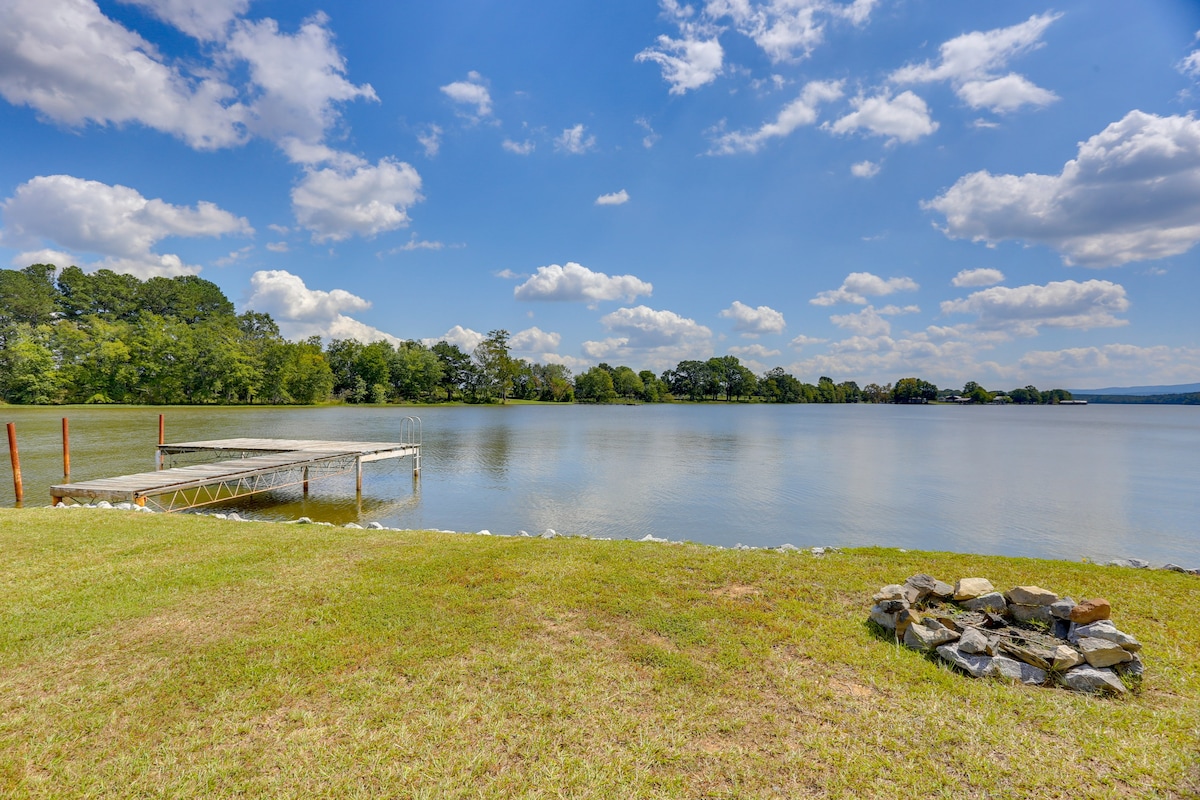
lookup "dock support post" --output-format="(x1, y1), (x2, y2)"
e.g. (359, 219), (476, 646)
(62, 417), (70, 478)
(135, 497), (146, 507)
(302, 466), (309, 495)
(355, 456), (362, 496)
(157, 414), (165, 470)
(7, 422), (23, 504)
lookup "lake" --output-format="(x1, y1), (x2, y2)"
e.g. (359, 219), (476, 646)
(2, 403), (1197, 565)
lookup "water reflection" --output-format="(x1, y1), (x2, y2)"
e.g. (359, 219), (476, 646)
(2, 404), (1197, 564)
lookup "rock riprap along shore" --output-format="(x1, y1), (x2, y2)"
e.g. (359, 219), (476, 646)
(869, 575), (1143, 694)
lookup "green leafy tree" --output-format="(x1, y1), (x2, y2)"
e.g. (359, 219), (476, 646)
(574, 366), (617, 402)
(611, 365), (645, 400)
(473, 329), (518, 403)
(893, 377), (938, 403)
(0, 324), (61, 403)
(432, 341), (473, 401)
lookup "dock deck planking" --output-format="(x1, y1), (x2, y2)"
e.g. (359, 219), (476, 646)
(50, 437), (421, 511)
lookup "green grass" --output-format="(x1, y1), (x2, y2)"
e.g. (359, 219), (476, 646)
(1, 508), (1197, 798)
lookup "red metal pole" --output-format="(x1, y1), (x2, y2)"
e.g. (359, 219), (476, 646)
(62, 417), (70, 478)
(7, 422), (23, 503)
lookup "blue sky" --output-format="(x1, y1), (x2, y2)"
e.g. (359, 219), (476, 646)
(2, 0), (1199, 390)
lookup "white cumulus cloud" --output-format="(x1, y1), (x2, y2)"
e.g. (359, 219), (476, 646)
(952, 268), (1005, 288)
(709, 80), (843, 155)
(514, 262), (652, 304)
(719, 301), (786, 336)
(417, 124), (442, 157)
(811, 272), (919, 306)
(596, 190), (630, 206)
(424, 325), (485, 352)
(555, 124), (596, 154)
(502, 139), (535, 155)
(245, 269), (398, 343)
(924, 111), (1200, 266)
(830, 305), (893, 336)
(727, 343), (781, 359)
(940, 279), (1130, 335)
(440, 71), (492, 120)
(636, 30), (724, 95)
(509, 326), (562, 354)
(224, 13), (378, 152)
(120, 0), (250, 40)
(890, 12), (1061, 114)
(584, 305), (714, 367)
(827, 90), (938, 143)
(292, 158), (423, 242)
(1, 174), (251, 278)
(0, 0), (246, 149)
(851, 160), (880, 178)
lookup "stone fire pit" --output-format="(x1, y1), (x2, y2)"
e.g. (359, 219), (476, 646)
(869, 575), (1142, 694)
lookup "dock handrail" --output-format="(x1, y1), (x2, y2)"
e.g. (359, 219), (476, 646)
(401, 416), (422, 446)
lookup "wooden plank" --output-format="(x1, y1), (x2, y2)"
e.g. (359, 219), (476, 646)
(52, 436), (420, 507)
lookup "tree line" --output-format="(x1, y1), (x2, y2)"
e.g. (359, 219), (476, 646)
(0, 264), (1069, 406)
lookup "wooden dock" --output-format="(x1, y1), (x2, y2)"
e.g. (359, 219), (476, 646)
(50, 430), (421, 513)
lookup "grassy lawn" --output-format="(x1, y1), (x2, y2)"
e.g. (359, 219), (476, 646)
(1, 508), (1197, 798)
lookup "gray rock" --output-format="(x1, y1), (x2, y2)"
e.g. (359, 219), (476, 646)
(296, 517), (313, 524)
(541, 529), (558, 539)
(936, 642), (993, 678)
(1049, 597), (1076, 620)
(214, 513), (227, 520)
(904, 573), (939, 594)
(227, 513), (244, 522)
(1061, 664), (1127, 694)
(873, 584), (907, 602)
(1108, 557), (1150, 569)
(1051, 644), (1084, 671)
(1007, 585), (1058, 606)
(114, 502), (134, 511)
(368, 522), (384, 530)
(343, 522), (363, 529)
(811, 546), (826, 555)
(95, 500), (112, 509)
(1070, 620), (1141, 651)
(1010, 604), (1054, 626)
(953, 577), (995, 601)
(1052, 619), (1072, 640)
(1113, 653), (1144, 679)
(1162, 563), (1188, 573)
(957, 627), (989, 655)
(1077, 637), (1134, 668)
(962, 592), (1008, 614)
(777, 543), (799, 552)
(869, 604), (898, 630)
(987, 655), (1047, 685)
(903, 620), (959, 651)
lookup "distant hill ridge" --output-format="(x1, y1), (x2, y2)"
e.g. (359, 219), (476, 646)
(1072, 382), (1200, 396)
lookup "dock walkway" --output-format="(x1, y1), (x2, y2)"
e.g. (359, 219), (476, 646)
(50, 434), (421, 512)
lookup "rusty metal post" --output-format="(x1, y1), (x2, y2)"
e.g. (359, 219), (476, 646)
(7, 422), (23, 504)
(62, 417), (70, 478)
(302, 466), (309, 495)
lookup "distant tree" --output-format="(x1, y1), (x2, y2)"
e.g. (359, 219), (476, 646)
(759, 367), (805, 403)
(574, 366), (617, 403)
(893, 377), (938, 403)
(963, 381), (993, 404)
(1009, 385), (1043, 404)
(638, 369), (668, 402)
(473, 329), (518, 402)
(0, 264), (58, 335)
(611, 365), (645, 399)
(863, 382), (892, 403)
(432, 341), (473, 400)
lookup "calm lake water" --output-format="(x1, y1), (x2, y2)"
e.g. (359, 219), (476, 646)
(2, 403), (1197, 564)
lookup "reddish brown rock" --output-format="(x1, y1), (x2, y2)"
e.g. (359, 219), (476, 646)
(1069, 598), (1112, 624)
